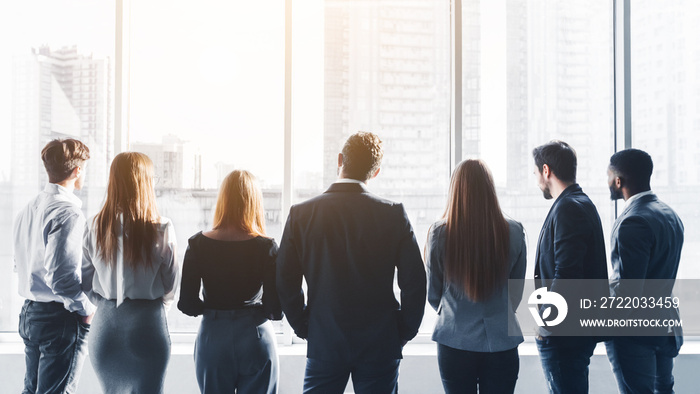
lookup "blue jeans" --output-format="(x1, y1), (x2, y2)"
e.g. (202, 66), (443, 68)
(303, 357), (400, 394)
(437, 343), (519, 394)
(536, 336), (597, 394)
(19, 300), (89, 394)
(605, 337), (678, 394)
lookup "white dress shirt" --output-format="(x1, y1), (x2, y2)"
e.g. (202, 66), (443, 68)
(622, 190), (654, 213)
(82, 216), (178, 308)
(13, 183), (96, 316)
(334, 178), (365, 185)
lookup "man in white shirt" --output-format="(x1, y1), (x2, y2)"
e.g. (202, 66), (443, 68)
(13, 138), (95, 394)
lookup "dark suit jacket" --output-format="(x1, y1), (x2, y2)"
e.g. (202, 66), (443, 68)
(535, 184), (609, 339)
(535, 184), (609, 287)
(610, 192), (684, 347)
(276, 182), (427, 363)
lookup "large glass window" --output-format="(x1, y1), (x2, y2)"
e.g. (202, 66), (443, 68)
(128, 1), (285, 332)
(292, 0), (452, 335)
(0, 0), (115, 331)
(631, 0), (700, 278)
(2, 1), (697, 347)
(462, 0), (615, 277)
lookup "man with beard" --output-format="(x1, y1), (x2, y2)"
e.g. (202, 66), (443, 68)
(605, 148), (684, 394)
(532, 140), (608, 394)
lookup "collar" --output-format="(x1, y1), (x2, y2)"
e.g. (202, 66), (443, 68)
(624, 190), (654, 210)
(334, 178), (365, 185)
(554, 183), (581, 203)
(44, 183), (83, 208)
(325, 181), (369, 194)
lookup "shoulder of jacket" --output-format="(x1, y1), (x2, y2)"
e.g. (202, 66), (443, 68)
(505, 217), (523, 230)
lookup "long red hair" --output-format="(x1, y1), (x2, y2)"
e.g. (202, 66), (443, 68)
(443, 159), (509, 302)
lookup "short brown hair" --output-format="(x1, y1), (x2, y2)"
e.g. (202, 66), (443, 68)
(341, 132), (383, 181)
(41, 139), (90, 183)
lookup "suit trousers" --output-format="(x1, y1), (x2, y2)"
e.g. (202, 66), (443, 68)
(303, 357), (400, 394)
(19, 300), (89, 394)
(437, 343), (519, 394)
(605, 337), (678, 394)
(536, 336), (597, 394)
(195, 309), (278, 394)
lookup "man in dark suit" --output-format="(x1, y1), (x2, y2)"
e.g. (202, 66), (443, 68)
(532, 140), (608, 394)
(604, 149), (684, 394)
(276, 132), (426, 393)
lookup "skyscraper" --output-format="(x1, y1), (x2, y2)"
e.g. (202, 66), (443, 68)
(6, 45), (110, 330)
(11, 45), (111, 216)
(323, 0), (451, 240)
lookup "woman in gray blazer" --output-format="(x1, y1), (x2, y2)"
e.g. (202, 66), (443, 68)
(426, 159), (526, 394)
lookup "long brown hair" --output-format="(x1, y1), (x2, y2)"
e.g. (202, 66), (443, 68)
(443, 159), (509, 302)
(94, 152), (160, 269)
(212, 170), (266, 236)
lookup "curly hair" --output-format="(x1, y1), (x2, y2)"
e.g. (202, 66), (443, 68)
(41, 139), (90, 183)
(341, 131), (383, 181)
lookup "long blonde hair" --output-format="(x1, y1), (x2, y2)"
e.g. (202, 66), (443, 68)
(443, 159), (509, 302)
(94, 152), (160, 269)
(212, 170), (266, 236)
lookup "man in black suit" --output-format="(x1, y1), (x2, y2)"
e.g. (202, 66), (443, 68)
(276, 132), (426, 393)
(532, 140), (608, 394)
(605, 149), (684, 394)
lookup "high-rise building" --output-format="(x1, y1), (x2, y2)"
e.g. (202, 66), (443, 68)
(323, 0), (451, 240)
(629, 0), (700, 277)
(131, 135), (200, 190)
(7, 45), (110, 330)
(630, 0), (700, 187)
(11, 45), (111, 216)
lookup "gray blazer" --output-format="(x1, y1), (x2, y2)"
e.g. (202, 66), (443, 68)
(426, 218), (526, 352)
(610, 192), (684, 348)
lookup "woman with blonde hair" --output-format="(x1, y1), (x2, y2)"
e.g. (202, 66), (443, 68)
(178, 170), (282, 394)
(426, 159), (526, 394)
(82, 152), (178, 393)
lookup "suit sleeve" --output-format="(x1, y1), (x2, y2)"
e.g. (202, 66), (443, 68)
(395, 204), (427, 342)
(262, 240), (283, 321)
(610, 216), (653, 303)
(614, 216), (653, 281)
(509, 223), (527, 311)
(276, 207), (309, 338)
(550, 201), (592, 295)
(425, 224), (444, 311)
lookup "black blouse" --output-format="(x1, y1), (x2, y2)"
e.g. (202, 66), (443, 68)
(177, 232), (282, 320)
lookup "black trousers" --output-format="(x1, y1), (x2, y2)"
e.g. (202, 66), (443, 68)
(437, 343), (519, 394)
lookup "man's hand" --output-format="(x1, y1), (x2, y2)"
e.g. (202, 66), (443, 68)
(80, 313), (94, 325)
